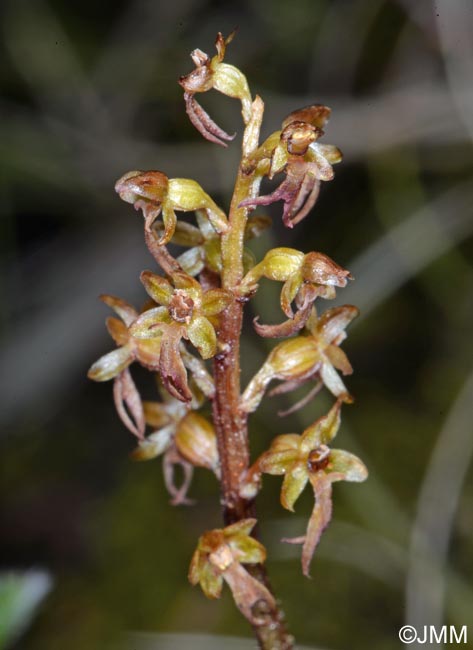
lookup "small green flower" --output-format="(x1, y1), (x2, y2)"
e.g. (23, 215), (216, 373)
(240, 247), (352, 337)
(256, 401), (367, 576)
(115, 170), (228, 245)
(242, 305), (359, 412)
(189, 519), (275, 625)
(179, 31), (252, 145)
(239, 105), (342, 227)
(129, 271), (232, 402)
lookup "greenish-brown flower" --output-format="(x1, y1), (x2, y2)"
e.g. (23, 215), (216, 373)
(129, 271), (232, 402)
(189, 519), (275, 625)
(256, 401), (367, 576)
(115, 170), (228, 245)
(242, 305), (359, 413)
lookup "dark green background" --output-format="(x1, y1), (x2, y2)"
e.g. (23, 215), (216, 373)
(1, 0), (473, 648)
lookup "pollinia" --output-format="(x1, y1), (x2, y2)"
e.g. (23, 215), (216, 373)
(88, 31), (367, 649)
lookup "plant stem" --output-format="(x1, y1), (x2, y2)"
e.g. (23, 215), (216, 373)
(211, 101), (294, 650)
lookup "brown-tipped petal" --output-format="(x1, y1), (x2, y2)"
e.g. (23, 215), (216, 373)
(163, 447), (194, 505)
(113, 368), (145, 439)
(140, 271), (173, 306)
(301, 476), (333, 577)
(282, 105), (331, 129)
(159, 326), (192, 402)
(100, 294), (138, 327)
(87, 345), (134, 382)
(184, 93), (235, 147)
(106, 317), (129, 346)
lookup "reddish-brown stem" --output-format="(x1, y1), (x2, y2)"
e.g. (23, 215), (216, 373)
(211, 103), (294, 646)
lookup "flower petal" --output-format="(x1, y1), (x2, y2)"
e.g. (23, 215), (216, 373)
(258, 450), (300, 475)
(228, 535), (266, 565)
(177, 247), (205, 277)
(187, 315), (217, 359)
(168, 179), (228, 234)
(142, 401), (172, 428)
(100, 295), (138, 327)
(106, 317), (129, 346)
(317, 305), (359, 345)
(140, 271), (173, 305)
(281, 464), (309, 511)
(301, 400), (341, 451)
(320, 362), (353, 403)
(327, 449), (368, 482)
(159, 326), (192, 402)
(201, 289), (233, 316)
(113, 368), (145, 439)
(87, 345), (134, 382)
(301, 476), (333, 577)
(131, 425), (175, 460)
(325, 344), (353, 375)
(129, 306), (169, 339)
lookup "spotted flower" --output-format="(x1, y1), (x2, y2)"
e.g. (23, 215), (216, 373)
(115, 170), (228, 245)
(189, 519), (275, 625)
(256, 401), (367, 576)
(179, 31), (252, 146)
(239, 105), (342, 227)
(241, 305), (359, 413)
(129, 271), (232, 402)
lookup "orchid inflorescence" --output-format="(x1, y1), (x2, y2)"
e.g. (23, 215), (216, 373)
(89, 30), (367, 647)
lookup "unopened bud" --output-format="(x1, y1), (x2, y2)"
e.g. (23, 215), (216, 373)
(175, 412), (219, 472)
(301, 252), (352, 287)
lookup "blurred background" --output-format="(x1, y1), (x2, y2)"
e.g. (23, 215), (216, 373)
(1, 0), (473, 648)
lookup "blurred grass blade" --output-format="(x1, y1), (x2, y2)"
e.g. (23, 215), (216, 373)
(0, 570), (52, 649)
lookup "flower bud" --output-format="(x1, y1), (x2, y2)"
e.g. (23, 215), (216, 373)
(175, 412), (219, 472)
(267, 336), (320, 379)
(115, 170), (168, 205)
(301, 252), (352, 287)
